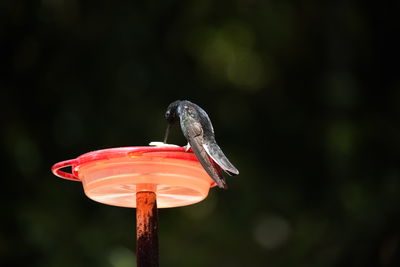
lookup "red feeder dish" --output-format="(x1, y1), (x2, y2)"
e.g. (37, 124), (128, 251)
(51, 146), (217, 208)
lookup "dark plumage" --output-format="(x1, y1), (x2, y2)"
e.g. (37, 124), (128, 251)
(164, 100), (239, 189)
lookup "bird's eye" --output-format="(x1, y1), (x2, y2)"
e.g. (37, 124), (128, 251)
(165, 111), (170, 118)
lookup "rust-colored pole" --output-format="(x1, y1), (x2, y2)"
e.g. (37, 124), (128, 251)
(136, 191), (159, 267)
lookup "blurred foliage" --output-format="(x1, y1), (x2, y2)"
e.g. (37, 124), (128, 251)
(1, 0), (400, 266)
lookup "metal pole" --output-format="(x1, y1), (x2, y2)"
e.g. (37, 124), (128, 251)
(136, 191), (159, 267)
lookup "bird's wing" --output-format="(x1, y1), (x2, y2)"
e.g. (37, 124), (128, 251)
(203, 142), (239, 176)
(183, 119), (227, 189)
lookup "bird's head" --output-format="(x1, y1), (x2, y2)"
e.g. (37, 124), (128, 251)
(165, 100), (181, 125)
(163, 100), (181, 143)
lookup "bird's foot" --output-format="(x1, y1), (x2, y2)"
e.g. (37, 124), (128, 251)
(184, 143), (191, 152)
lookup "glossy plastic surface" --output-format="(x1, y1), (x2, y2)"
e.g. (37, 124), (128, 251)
(51, 146), (216, 208)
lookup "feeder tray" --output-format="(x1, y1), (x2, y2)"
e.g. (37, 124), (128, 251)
(51, 146), (216, 208)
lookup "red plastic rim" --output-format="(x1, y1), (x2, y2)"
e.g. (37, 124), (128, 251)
(51, 146), (198, 181)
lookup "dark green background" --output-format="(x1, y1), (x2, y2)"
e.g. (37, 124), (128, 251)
(1, 1), (399, 266)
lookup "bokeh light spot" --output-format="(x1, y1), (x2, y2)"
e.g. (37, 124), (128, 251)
(253, 214), (291, 250)
(109, 246), (136, 267)
(193, 22), (266, 90)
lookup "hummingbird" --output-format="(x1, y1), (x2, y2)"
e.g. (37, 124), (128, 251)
(163, 100), (239, 189)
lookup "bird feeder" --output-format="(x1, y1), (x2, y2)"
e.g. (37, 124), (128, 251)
(51, 145), (216, 267)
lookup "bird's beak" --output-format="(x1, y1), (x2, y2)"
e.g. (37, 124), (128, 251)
(163, 124), (171, 144)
